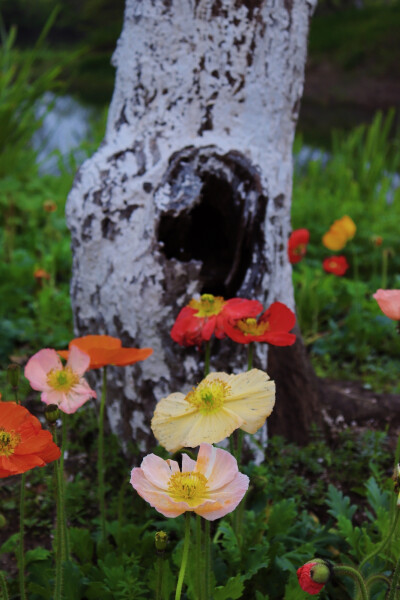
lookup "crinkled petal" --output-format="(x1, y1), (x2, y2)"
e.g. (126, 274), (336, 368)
(178, 410), (244, 449)
(194, 444), (239, 490)
(181, 453), (197, 472)
(66, 345), (91, 375)
(195, 472), (249, 520)
(151, 393), (197, 451)
(141, 454), (179, 489)
(224, 369), (275, 433)
(130, 468), (188, 518)
(260, 302), (296, 333)
(24, 349), (61, 391)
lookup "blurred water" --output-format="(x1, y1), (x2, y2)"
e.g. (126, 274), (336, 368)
(32, 93), (98, 175)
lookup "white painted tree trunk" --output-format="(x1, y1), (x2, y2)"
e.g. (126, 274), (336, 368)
(66, 0), (318, 452)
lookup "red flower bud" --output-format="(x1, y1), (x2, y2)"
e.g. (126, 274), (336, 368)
(297, 560), (330, 595)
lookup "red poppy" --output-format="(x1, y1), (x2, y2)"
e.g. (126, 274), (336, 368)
(297, 561), (330, 595)
(58, 335), (153, 370)
(288, 229), (310, 264)
(322, 255), (349, 276)
(0, 402), (60, 478)
(224, 301), (296, 346)
(170, 294), (263, 347)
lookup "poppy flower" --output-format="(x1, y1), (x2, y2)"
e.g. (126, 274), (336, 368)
(43, 200), (57, 212)
(0, 402), (60, 478)
(170, 293), (263, 347)
(57, 335), (153, 370)
(34, 268), (51, 280)
(288, 229), (310, 264)
(130, 443), (249, 520)
(322, 215), (356, 251)
(297, 560), (330, 595)
(322, 255), (349, 276)
(24, 346), (96, 414)
(151, 369), (275, 452)
(373, 289), (400, 320)
(224, 301), (296, 346)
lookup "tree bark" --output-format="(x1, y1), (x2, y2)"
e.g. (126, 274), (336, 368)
(66, 0), (318, 453)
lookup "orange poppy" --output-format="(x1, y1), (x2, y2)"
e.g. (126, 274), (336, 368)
(58, 335), (153, 370)
(0, 402), (60, 478)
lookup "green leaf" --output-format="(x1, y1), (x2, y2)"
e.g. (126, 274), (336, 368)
(69, 527), (94, 563)
(214, 574), (244, 600)
(0, 533), (19, 555)
(266, 499), (297, 539)
(326, 484), (357, 520)
(284, 572), (314, 600)
(63, 561), (86, 600)
(25, 547), (51, 565)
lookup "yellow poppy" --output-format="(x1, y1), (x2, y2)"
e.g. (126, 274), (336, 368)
(151, 369), (275, 452)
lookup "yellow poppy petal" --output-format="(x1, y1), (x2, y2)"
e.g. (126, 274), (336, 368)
(322, 229), (347, 251)
(179, 410), (244, 449)
(224, 369), (275, 433)
(337, 215), (356, 240)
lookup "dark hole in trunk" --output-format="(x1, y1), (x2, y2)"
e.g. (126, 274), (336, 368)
(157, 147), (266, 297)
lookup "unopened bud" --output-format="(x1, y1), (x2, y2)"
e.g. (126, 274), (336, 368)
(310, 560), (331, 584)
(0, 514), (6, 528)
(44, 404), (60, 424)
(7, 364), (20, 389)
(155, 531), (168, 554)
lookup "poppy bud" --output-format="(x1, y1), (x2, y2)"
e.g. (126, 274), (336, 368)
(297, 559), (331, 595)
(7, 364), (20, 389)
(155, 531), (168, 554)
(44, 404), (60, 424)
(0, 513), (6, 528)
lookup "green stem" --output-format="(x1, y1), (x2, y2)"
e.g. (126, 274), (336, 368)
(18, 473), (27, 600)
(352, 248), (359, 282)
(333, 566), (368, 600)
(204, 341), (211, 377)
(360, 509), (400, 572)
(117, 478), (127, 554)
(366, 574), (391, 592)
(175, 513), (191, 600)
(381, 249), (388, 289)
(0, 572), (9, 600)
(388, 556), (400, 600)
(98, 366), (107, 542)
(195, 515), (204, 600)
(54, 461), (64, 600)
(204, 519), (211, 600)
(156, 556), (164, 600)
(60, 414), (69, 560)
(247, 342), (254, 371)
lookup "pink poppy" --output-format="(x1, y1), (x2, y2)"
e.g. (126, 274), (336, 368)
(24, 346), (96, 414)
(373, 289), (400, 321)
(130, 443), (249, 520)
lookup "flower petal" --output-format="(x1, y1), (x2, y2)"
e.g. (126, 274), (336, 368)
(195, 472), (249, 520)
(141, 454), (179, 489)
(130, 468), (187, 518)
(24, 349), (62, 391)
(194, 444), (239, 490)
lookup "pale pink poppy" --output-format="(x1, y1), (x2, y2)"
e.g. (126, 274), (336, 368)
(24, 346), (96, 414)
(373, 289), (400, 321)
(130, 443), (249, 520)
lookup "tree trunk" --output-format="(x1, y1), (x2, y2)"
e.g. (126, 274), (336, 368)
(66, 0), (319, 453)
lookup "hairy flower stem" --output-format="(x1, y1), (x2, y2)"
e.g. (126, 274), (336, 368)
(0, 572), (9, 600)
(366, 574), (390, 593)
(204, 341), (211, 377)
(18, 473), (27, 600)
(156, 556), (164, 600)
(247, 342), (254, 371)
(388, 556), (400, 600)
(333, 566), (368, 600)
(54, 461), (65, 600)
(204, 519), (211, 600)
(360, 509), (400, 572)
(60, 415), (69, 559)
(98, 366), (107, 542)
(195, 515), (204, 600)
(175, 513), (191, 600)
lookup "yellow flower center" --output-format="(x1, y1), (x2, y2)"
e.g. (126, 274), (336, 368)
(47, 367), (79, 392)
(294, 243), (306, 256)
(185, 379), (231, 414)
(0, 428), (21, 457)
(189, 294), (226, 317)
(168, 471), (208, 504)
(237, 317), (269, 336)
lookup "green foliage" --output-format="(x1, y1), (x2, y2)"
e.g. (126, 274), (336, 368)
(292, 110), (400, 391)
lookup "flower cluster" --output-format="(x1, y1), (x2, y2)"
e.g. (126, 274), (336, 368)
(322, 215), (356, 251)
(171, 293), (296, 348)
